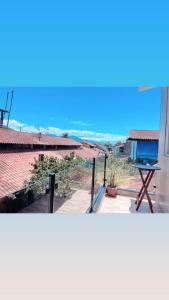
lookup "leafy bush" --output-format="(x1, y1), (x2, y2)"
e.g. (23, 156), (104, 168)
(25, 153), (84, 198)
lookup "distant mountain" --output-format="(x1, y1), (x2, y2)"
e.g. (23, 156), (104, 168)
(69, 135), (83, 142)
(69, 136), (101, 144)
(49, 134), (100, 143)
(48, 134), (82, 142)
(49, 134), (107, 144)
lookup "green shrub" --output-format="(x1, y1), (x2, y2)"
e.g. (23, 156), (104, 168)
(25, 153), (84, 198)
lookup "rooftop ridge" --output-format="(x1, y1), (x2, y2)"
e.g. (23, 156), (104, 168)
(0, 127), (81, 147)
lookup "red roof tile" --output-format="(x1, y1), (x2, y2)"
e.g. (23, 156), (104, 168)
(129, 130), (160, 141)
(0, 127), (81, 147)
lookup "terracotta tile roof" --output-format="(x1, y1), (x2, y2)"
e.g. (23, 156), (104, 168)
(82, 141), (95, 148)
(0, 147), (102, 199)
(57, 146), (102, 160)
(0, 150), (62, 199)
(94, 142), (108, 153)
(0, 127), (81, 147)
(128, 130), (160, 141)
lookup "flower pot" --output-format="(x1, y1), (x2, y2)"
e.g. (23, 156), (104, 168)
(106, 186), (118, 198)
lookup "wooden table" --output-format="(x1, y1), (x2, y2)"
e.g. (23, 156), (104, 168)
(133, 164), (161, 213)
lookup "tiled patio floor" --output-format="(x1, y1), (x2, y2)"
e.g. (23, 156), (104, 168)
(98, 194), (157, 214)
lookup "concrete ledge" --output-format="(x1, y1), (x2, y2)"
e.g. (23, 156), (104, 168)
(117, 188), (156, 200)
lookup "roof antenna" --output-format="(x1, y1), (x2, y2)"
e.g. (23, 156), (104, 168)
(38, 132), (42, 141)
(0, 91), (12, 128)
(7, 90), (14, 128)
(5, 92), (9, 111)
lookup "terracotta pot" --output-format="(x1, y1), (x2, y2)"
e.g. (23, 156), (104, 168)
(106, 186), (118, 198)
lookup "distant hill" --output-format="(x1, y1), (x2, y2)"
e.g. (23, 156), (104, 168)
(69, 136), (102, 144)
(48, 134), (82, 142)
(69, 135), (83, 142)
(49, 134), (100, 144)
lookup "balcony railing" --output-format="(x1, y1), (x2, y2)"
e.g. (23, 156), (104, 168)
(18, 155), (107, 214)
(3, 153), (157, 214)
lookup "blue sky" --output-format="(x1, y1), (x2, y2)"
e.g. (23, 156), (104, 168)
(0, 1), (169, 86)
(1, 87), (161, 143)
(0, 2), (165, 141)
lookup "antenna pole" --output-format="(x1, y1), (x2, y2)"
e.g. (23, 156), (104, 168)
(5, 92), (9, 111)
(7, 90), (14, 127)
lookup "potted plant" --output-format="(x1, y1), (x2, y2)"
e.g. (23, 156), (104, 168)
(106, 172), (118, 197)
(106, 155), (119, 197)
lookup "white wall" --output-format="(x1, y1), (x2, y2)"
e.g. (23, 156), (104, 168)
(156, 88), (169, 212)
(130, 141), (137, 160)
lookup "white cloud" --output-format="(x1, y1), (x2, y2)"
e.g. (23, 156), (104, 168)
(71, 121), (93, 126)
(4, 119), (24, 130)
(6, 119), (127, 143)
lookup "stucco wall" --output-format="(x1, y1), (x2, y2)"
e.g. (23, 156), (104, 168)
(156, 88), (169, 212)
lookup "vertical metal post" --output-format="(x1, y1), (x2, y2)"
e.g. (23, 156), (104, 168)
(103, 154), (108, 187)
(7, 90), (14, 127)
(90, 158), (96, 213)
(49, 173), (55, 213)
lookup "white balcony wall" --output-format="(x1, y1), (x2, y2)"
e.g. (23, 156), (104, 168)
(156, 88), (169, 212)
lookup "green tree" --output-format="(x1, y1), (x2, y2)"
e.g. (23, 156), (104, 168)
(25, 153), (84, 198)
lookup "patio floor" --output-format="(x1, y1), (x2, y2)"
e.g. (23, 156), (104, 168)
(19, 190), (156, 214)
(98, 194), (157, 214)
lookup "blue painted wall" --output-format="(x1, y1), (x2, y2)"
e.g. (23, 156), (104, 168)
(136, 141), (159, 160)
